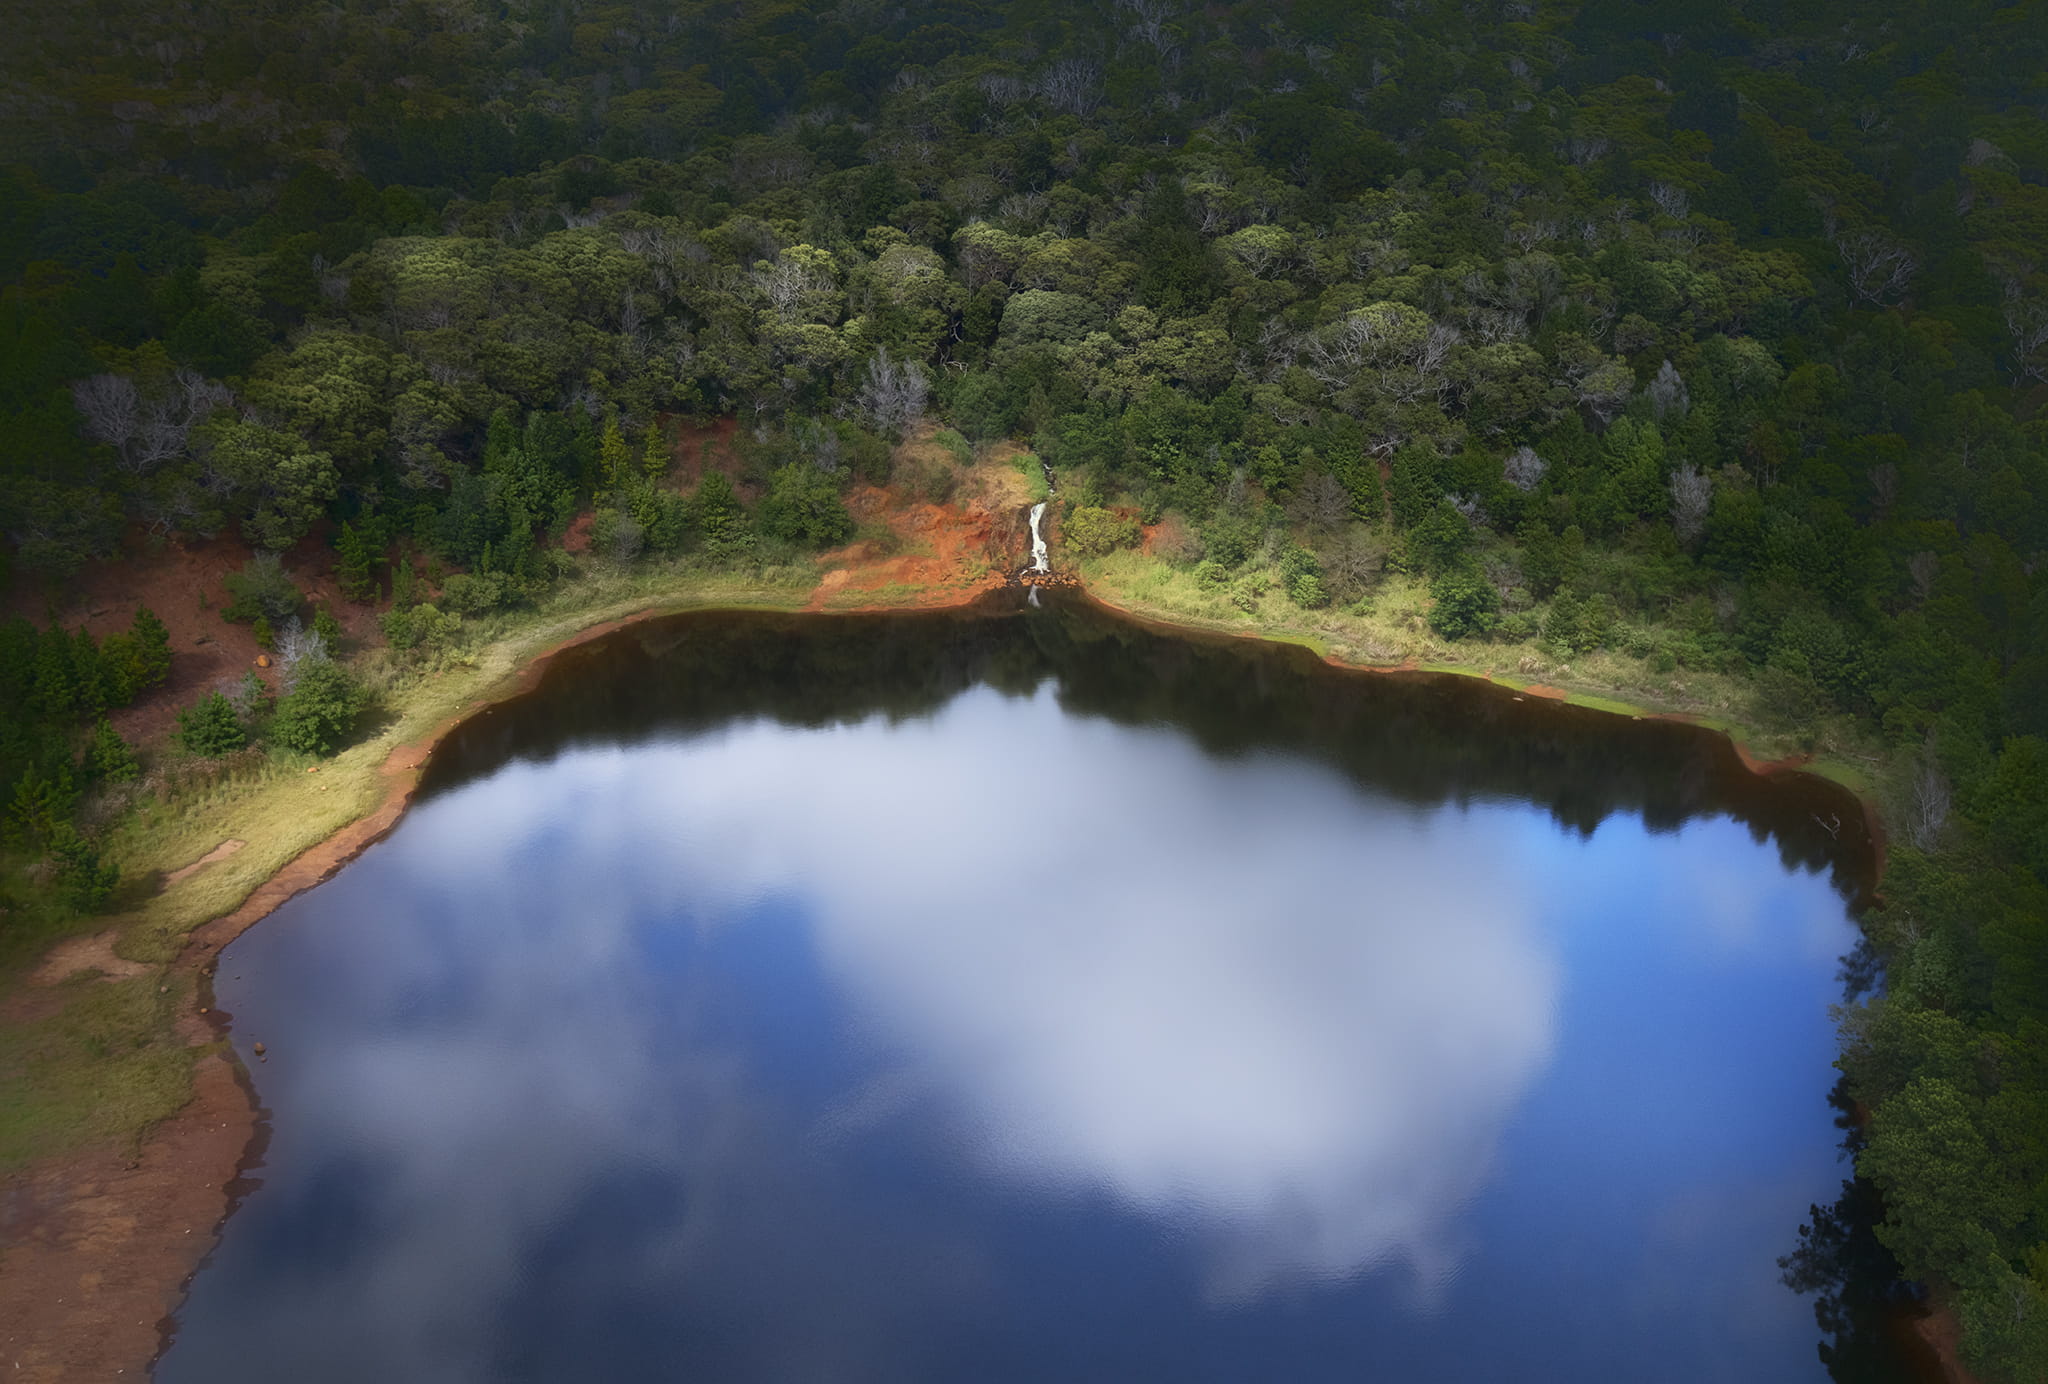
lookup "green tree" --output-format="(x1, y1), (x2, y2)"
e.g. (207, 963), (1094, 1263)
(1860, 1076), (2022, 1279)
(758, 464), (854, 548)
(598, 416), (631, 490)
(48, 823), (119, 913)
(1064, 506), (1141, 556)
(641, 421), (668, 481)
(127, 606), (172, 691)
(689, 471), (751, 557)
(176, 691), (246, 757)
(334, 522), (380, 603)
(268, 658), (364, 756)
(83, 717), (140, 782)
(1429, 566), (1501, 640)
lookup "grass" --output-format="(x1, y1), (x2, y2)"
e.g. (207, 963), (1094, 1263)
(0, 556), (819, 1172)
(1080, 547), (1885, 775)
(0, 972), (197, 1166)
(1011, 452), (1052, 504)
(0, 533), (1892, 1175)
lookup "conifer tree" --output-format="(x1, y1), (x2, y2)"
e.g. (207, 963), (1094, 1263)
(335, 523), (379, 604)
(642, 421), (668, 481)
(176, 691), (245, 756)
(83, 717), (139, 782)
(599, 416), (630, 490)
(129, 606), (172, 690)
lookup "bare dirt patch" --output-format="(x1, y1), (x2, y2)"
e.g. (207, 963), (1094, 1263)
(4, 528), (378, 749)
(29, 932), (152, 986)
(160, 840), (246, 891)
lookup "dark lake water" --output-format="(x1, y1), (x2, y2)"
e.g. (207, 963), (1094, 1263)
(157, 599), (1907, 1383)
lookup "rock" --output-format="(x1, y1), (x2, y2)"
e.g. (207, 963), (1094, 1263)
(255, 653), (271, 668)
(251, 1041), (266, 1056)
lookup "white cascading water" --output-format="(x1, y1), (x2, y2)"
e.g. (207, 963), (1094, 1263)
(1025, 456), (1055, 579)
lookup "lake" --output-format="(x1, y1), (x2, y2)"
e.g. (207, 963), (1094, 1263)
(156, 598), (1910, 1383)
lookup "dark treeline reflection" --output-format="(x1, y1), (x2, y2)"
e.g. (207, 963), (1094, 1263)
(162, 599), (1915, 1383)
(424, 595), (1876, 903)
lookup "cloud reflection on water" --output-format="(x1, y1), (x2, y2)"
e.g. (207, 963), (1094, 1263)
(407, 685), (1564, 1302)
(162, 682), (1849, 1383)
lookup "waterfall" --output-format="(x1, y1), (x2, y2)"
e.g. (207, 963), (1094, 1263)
(1023, 456), (1054, 579)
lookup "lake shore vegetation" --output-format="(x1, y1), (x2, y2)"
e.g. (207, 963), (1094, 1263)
(2, 0), (2045, 1376)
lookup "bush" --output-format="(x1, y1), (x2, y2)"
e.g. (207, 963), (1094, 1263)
(895, 452), (958, 504)
(380, 602), (462, 652)
(440, 572), (510, 615)
(1429, 567), (1502, 640)
(1230, 573), (1269, 613)
(1064, 506), (1140, 556)
(177, 691), (246, 756)
(268, 659), (365, 756)
(221, 553), (303, 625)
(758, 463), (855, 548)
(1288, 573), (1330, 609)
(48, 824), (119, 913)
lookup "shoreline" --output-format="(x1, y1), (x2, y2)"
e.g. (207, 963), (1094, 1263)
(2, 573), (1903, 1382)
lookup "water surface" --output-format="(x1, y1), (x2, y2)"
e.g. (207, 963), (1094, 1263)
(160, 601), (1888, 1383)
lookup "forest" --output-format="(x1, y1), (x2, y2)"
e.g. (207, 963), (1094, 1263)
(2, 0), (2046, 1376)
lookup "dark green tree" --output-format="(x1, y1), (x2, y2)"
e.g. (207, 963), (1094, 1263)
(176, 691), (246, 757)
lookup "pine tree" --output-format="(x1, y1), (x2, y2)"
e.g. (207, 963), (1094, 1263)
(129, 606), (172, 690)
(70, 628), (110, 715)
(641, 421), (668, 481)
(30, 629), (76, 718)
(83, 717), (140, 783)
(599, 416), (631, 490)
(48, 824), (119, 913)
(6, 763), (76, 846)
(335, 522), (379, 604)
(176, 691), (246, 757)
(690, 470), (750, 555)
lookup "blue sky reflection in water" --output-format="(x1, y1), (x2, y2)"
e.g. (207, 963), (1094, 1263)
(160, 642), (1864, 1383)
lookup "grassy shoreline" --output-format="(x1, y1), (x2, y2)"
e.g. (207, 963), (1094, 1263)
(3, 550), (1898, 1175)
(0, 545), (1918, 1384)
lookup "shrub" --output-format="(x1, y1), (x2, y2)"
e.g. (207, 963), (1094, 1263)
(269, 659), (365, 756)
(380, 602), (462, 652)
(1288, 573), (1330, 609)
(440, 572), (510, 615)
(758, 463), (855, 548)
(221, 553), (303, 625)
(1428, 567), (1502, 640)
(1064, 506), (1140, 556)
(48, 824), (119, 913)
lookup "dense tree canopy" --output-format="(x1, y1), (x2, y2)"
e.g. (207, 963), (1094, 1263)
(1, 2), (2045, 1374)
